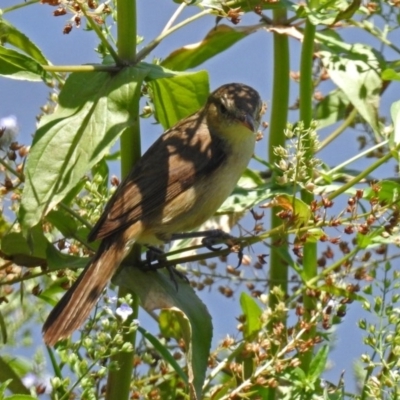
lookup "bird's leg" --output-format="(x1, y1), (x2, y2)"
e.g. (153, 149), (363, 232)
(171, 229), (243, 268)
(142, 246), (189, 288)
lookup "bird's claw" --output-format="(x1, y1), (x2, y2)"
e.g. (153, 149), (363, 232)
(201, 230), (243, 267)
(142, 246), (188, 289)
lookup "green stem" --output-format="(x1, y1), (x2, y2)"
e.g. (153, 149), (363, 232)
(314, 140), (389, 184)
(161, 2), (187, 34)
(1, 0), (39, 13)
(267, 7), (289, 400)
(116, 0), (137, 63)
(268, 11), (290, 292)
(318, 108), (358, 151)
(298, 18), (317, 372)
(135, 9), (211, 62)
(105, 1), (138, 399)
(327, 149), (394, 201)
(80, 6), (121, 64)
(42, 65), (120, 73)
(0, 158), (23, 180)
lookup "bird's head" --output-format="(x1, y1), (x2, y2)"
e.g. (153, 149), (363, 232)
(205, 83), (264, 137)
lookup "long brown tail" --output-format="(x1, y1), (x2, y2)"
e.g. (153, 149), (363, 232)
(43, 236), (130, 346)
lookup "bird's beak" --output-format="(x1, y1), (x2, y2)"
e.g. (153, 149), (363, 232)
(238, 113), (256, 132)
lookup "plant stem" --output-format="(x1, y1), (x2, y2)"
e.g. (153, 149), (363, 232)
(1, 0), (39, 13)
(80, 5), (121, 64)
(268, 9), (290, 296)
(327, 149), (394, 201)
(42, 65), (120, 73)
(267, 7), (289, 400)
(161, 2), (186, 34)
(298, 17), (317, 372)
(135, 9), (211, 62)
(318, 107), (358, 151)
(314, 140), (389, 184)
(105, 0), (138, 399)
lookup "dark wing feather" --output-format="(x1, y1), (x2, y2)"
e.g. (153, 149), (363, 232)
(88, 112), (226, 242)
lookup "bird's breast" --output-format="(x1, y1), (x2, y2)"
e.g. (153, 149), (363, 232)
(157, 132), (256, 234)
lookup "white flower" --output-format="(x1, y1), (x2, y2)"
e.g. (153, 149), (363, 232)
(115, 303), (133, 321)
(0, 115), (18, 151)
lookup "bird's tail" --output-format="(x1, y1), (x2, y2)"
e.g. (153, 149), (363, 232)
(43, 236), (130, 346)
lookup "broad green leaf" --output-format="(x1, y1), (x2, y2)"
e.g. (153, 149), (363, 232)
(333, 0), (362, 23)
(356, 229), (384, 249)
(173, 0), (294, 12)
(382, 68), (400, 81)
(308, 345), (329, 382)
(162, 24), (262, 72)
(4, 396), (37, 400)
(318, 285), (365, 302)
(1, 224), (48, 263)
(46, 209), (79, 238)
(305, 228), (326, 243)
(219, 183), (273, 214)
(314, 89), (350, 129)
(239, 292), (262, 340)
(305, 4), (342, 26)
(263, 194), (311, 228)
(39, 247), (89, 305)
(19, 66), (148, 229)
(115, 267), (212, 400)
(0, 19), (49, 65)
(391, 101), (400, 156)
(149, 71), (209, 129)
(45, 244), (88, 272)
(138, 326), (188, 384)
(0, 46), (47, 81)
(0, 357), (30, 395)
(364, 180), (400, 204)
(0, 311), (6, 343)
(318, 36), (382, 136)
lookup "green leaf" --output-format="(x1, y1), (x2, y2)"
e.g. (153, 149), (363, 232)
(0, 357), (30, 395)
(391, 101), (400, 158)
(217, 168), (272, 214)
(382, 68), (400, 81)
(19, 66), (148, 229)
(0, 19), (49, 65)
(115, 267), (212, 400)
(308, 345), (329, 383)
(318, 285), (365, 303)
(239, 292), (262, 340)
(162, 24), (261, 71)
(46, 209), (79, 238)
(0, 311), (6, 344)
(314, 89), (350, 129)
(149, 71), (209, 129)
(0, 46), (47, 81)
(173, 0), (294, 12)
(264, 194), (311, 228)
(1, 224), (48, 262)
(45, 244), (88, 272)
(364, 180), (400, 204)
(333, 0), (362, 23)
(318, 36), (382, 136)
(138, 326), (188, 384)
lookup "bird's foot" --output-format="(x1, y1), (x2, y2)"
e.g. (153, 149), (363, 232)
(171, 229), (243, 268)
(142, 246), (189, 289)
(201, 230), (243, 268)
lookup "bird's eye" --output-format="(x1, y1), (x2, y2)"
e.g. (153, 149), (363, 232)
(218, 102), (229, 115)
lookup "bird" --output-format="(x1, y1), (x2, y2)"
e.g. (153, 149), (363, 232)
(42, 82), (263, 345)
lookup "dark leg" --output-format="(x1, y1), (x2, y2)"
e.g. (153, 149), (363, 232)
(171, 229), (243, 267)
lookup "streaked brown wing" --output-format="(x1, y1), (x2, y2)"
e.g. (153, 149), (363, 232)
(88, 113), (226, 242)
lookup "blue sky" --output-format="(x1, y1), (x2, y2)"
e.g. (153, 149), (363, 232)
(2, 0), (400, 393)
